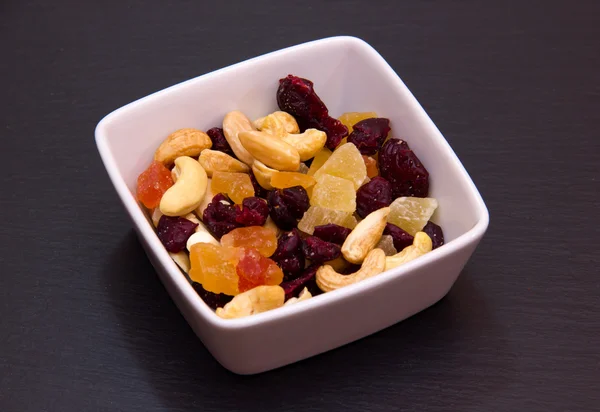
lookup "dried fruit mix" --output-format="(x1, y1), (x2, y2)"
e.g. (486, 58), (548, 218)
(136, 73), (444, 318)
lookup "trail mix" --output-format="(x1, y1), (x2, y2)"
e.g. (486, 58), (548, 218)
(136, 74), (445, 319)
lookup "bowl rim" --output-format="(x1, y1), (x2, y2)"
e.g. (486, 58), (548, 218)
(94, 35), (489, 330)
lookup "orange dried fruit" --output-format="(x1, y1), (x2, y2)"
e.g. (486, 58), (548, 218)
(270, 171), (316, 189)
(220, 226), (278, 257)
(211, 171), (254, 204)
(136, 160), (174, 209)
(307, 147), (332, 176)
(189, 243), (241, 296)
(362, 155), (379, 178)
(236, 248), (284, 293)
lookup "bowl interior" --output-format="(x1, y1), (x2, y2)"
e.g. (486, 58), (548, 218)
(98, 36), (483, 255)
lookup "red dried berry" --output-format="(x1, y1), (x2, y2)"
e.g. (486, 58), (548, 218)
(235, 197), (269, 226)
(347, 118), (391, 155)
(384, 223), (414, 251)
(280, 264), (322, 301)
(270, 229), (305, 281)
(313, 224), (351, 245)
(206, 127), (234, 157)
(306, 115), (349, 150)
(302, 236), (341, 262)
(202, 193), (241, 239)
(249, 171), (271, 199)
(156, 215), (198, 252)
(379, 139), (429, 198)
(192, 282), (233, 310)
(423, 221), (445, 249)
(277, 75), (328, 120)
(276, 74), (348, 150)
(356, 176), (393, 218)
(267, 186), (310, 231)
(279, 186), (310, 219)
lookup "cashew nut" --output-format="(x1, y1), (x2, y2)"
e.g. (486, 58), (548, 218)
(185, 211), (219, 246)
(195, 177), (214, 217)
(284, 287), (312, 306)
(186, 220), (219, 250)
(316, 248), (386, 292)
(253, 112), (325, 162)
(151, 208), (163, 227)
(198, 149), (249, 177)
(171, 166), (179, 183)
(341, 207), (390, 264)
(183, 212), (201, 226)
(385, 232), (432, 271)
(154, 128), (212, 165)
(254, 113), (286, 137)
(254, 111), (299, 135)
(252, 160), (277, 190)
(251, 160), (276, 190)
(222, 111), (257, 165)
(159, 156), (208, 216)
(169, 251), (191, 274)
(215, 285), (285, 319)
(239, 130), (300, 171)
(280, 129), (327, 162)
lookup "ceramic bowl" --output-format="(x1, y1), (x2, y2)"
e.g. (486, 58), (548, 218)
(95, 36), (489, 374)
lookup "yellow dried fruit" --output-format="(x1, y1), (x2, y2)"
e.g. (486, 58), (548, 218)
(297, 205), (357, 235)
(313, 143), (366, 190)
(307, 148), (332, 176)
(310, 174), (356, 213)
(388, 197), (439, 236)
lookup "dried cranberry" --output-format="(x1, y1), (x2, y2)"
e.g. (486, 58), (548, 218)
(276, 74), (348, 150)
(306, 115), (349, 150)
(302, 236), (341, 262)
(356, 176), (393, 218)
(202, 193), (240, 239)
(347, 118), (391, 155)
(206, 127), (234, 157)
(249, 171), (271, 199)
(379, 139), (429, 198)
(277, 75), (328, 120)
(270, 229), (305, 281)
(313, 224), (351, 245)
(192, 282), (233, 310)
(423, 221), (445, 249)
(384, 223), (414, 251)
(156, 215), (198, 253)
(267, 186), (310, 231)
(235, 197), (269, 226)
(280, 264), (322, 300)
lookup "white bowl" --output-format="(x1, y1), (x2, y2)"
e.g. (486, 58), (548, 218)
(95, 36), (489, 375)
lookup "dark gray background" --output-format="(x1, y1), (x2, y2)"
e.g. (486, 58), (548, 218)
(1, 1), (599, 411)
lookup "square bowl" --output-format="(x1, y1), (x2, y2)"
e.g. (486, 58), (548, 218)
(95, 36), (489, 375)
